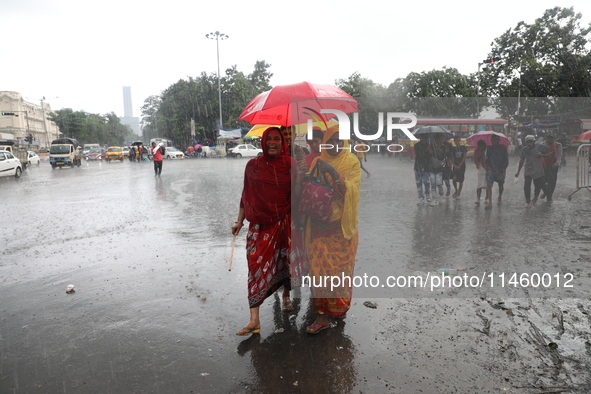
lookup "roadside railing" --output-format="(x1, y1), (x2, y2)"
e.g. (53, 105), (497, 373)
(567, 144), (591, 200)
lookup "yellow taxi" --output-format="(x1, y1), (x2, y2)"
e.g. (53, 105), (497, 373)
(105, 146), (124, 162)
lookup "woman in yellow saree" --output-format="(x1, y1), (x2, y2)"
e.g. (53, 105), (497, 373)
(304, 125), (361, 334)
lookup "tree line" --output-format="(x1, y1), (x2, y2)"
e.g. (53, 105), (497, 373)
(48, 109), (138, 147)
(50, 7), (591, 148)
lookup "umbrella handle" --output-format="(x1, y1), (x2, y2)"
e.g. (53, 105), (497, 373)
(228, 235), (237, 271)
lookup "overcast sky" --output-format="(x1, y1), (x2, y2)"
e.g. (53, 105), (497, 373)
(3, 0), (591, 121)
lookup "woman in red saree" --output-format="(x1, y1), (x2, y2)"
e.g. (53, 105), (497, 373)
(303, 125), (361, 334)
(231, 127), (303, 336)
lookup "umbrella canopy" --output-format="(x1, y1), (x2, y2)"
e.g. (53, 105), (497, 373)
(238, 81), (358, 127)
(194, 144), (202, 149)
(245, 120), (339, 138)
(413, 126), (452, 136)
(578, 130), (591, 141)
(131, 141), (143, 146)
(466, 131), (510, 148)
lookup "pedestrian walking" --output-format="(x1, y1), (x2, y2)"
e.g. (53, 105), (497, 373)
(427, 134), (447, 206)
(231, 127), (304, 336)
(442, 137), (453, 197)
(485, 134), (509, 209)
(151, 142), (164, 177)
(413, 134), (432, 204)
(303, 125), (361, 334)
(473, 140), (489, 205)
(450, 134), (467, 199)
(540, 134), (562, 202)
(515, 135), (549, 208)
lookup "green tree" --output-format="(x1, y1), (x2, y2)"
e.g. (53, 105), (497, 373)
(388, 67), (478, 118)
(335, 72), (391, 136)
(248, 60), (273, 92)
(335, 72), (387, 98)
(481, 6), (591, 118)
(49, 109), (136, 146)
(140, 61), (274, 146)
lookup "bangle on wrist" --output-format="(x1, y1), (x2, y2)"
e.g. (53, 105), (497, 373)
(235, 221), (243, 224)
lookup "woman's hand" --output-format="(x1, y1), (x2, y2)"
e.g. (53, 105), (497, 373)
(232, 208), (246, 236)
(316, 159), (338, 180)
(294, 145), (306, 162)
(231, 222), (243, 236)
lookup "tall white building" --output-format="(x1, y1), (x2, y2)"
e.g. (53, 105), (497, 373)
(0, 91), (60, 148)
(120, 86), (140, 136)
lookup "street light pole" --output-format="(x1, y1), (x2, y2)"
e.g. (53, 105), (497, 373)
(205, 31), (229, 130)
(516, 59), (523, 116)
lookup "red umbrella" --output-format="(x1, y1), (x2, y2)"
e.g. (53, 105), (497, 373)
(238, 81), (358, 127)
(578, 130), (591, 141)
(466, 130), (510, 148)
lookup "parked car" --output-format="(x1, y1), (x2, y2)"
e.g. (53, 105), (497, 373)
(105, 147), (124, 162)
(164, 147), (185, 160)
(27, 151), (41, 166)
(85, 148), (104, 161)
(0, 150), (23, 178)
(227, 144), (263, 158)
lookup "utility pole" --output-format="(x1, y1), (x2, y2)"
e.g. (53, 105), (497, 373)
(516, 59), (523, 116)
(205, 31), (229, 130)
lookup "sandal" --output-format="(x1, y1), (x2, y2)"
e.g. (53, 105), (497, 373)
(306, 323), (331, 335)
(236, 326), (260, 336)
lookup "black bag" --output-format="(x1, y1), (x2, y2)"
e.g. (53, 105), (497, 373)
(430, 156), (444, 169)
(430, 147), (446, 169)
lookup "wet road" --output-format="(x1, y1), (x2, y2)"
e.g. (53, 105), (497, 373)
(1, 154), (590, 393)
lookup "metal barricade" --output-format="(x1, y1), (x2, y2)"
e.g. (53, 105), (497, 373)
(567, 144), (591, 200)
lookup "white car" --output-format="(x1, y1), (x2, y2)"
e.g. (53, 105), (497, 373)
(28, 151), (41, 166)
(228, 144), (263, 158)
(0, 150), (23, 178)
(165, 147), (185, 159)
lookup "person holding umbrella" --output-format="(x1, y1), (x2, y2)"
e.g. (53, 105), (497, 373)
(473, 140), (489, 205)
(413, 134), (431, 205)
(485, 134), (509, 209)
(450, 134), (467, 199)
(413, 134), (432, 204)
(231, 127), (304, 336)
(427, 134), (448, 206)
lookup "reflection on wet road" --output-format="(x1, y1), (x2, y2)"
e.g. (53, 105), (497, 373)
(1, 155), (590, 393)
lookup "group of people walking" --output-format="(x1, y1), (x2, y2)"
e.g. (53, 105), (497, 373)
(229, 127), (566, 337)
(414, 132), (563, 208)
(231, 125), (361, 336)
(413, 133), (474, 206)
(128, 145), (148, 162)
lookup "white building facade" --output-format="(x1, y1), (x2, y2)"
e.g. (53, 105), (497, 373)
(0, 91), (61, 149)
